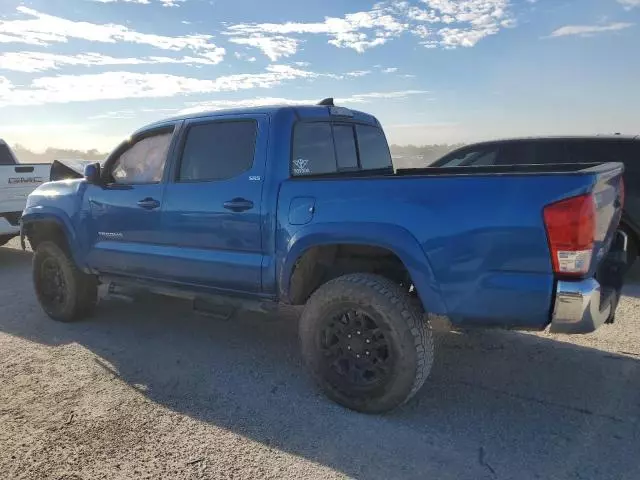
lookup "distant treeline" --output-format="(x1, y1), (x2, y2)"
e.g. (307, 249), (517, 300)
(12, 144), (109, 164)
(10, 143), (464, 168)
(389, 143), (464, 168)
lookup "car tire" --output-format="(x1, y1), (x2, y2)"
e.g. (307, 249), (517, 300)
(299, 273), (434, 413)
(33, 241), (98, 322)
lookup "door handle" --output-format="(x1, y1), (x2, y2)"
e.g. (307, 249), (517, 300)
(137, 197), (160, 210)
(223, 198), (254, 212)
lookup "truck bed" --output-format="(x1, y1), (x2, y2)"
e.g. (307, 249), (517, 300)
(292, 162), (621, 181)
(279, 160), (624, 330)
(396, 162), (617, 177)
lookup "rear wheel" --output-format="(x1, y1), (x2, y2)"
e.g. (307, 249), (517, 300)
(33, 241), (98, 322)
(299, 273), (433, 413)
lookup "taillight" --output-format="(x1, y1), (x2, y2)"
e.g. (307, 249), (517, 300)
(619, 179), (625, 209)
(543, 193), (596, 277)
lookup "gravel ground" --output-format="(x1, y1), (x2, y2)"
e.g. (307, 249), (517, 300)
(1, 237), (639, 480)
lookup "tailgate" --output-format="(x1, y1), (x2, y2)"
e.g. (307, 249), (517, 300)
(0, 164), (50, 214)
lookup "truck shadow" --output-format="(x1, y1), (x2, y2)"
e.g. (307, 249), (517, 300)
(1, 247), (639, 479)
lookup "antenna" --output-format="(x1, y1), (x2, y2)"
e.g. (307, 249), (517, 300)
(317, 98), (334, 106)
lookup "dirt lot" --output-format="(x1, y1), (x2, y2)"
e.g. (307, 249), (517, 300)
(1, 238), (639, 480)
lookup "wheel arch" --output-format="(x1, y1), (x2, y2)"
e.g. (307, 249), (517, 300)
(278, 222), (447, 314)
(21, 209), (80, 261)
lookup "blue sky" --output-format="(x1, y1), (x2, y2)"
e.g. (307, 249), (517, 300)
(0, 0), (638, 151)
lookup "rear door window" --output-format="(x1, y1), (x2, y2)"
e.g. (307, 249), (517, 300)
(436, 148), (479, 166)
(178, 121), (257, 182)
(532, 141), (569, 164)
(436, 145), (500, 167)
(468, 149), (498, 166)
(495, 142), (536, 165)
(292, 123), (336, 176)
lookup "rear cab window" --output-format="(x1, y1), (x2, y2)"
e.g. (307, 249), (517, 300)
(291, 121), (392, 177)
(0, 142), (17, 165)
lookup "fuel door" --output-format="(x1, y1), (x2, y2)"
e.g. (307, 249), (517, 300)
(289, 197), (316, 225)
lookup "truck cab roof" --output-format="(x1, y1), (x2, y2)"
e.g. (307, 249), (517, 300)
(135, 104), (380, 136)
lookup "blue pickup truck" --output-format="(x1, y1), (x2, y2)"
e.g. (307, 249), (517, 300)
(21, 100), (627, 412)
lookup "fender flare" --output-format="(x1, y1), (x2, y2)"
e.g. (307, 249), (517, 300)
(278, 222), (448, 314)
(20, 208), (81, 261)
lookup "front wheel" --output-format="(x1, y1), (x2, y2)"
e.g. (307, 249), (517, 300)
(33, 241), (98, 322)
(299, 273), (434, 413)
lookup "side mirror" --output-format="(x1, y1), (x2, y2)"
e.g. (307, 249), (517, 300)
(84, 163), (101, 184)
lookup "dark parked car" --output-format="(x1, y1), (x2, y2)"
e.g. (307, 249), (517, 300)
(431, 136), (640, 268)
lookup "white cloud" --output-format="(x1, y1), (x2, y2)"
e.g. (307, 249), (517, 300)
(345, 70), (372, 77)
(88, 107), (178, 119)
(338, 90), (429, 103)
(382, 67), (398, 73)
(0, 7), (225, 61)
(0, 51), (224, 73)
(0, 65), (317, 107)
(233, 52), (257, 62)
(549, 22), (634, 38)
(224, 4), (407, 57)
(407, 0), (514, 48)
(90, 0), (186, 7)
(0, 76), (12, 96)
(88, 110), (139, 120)
(223, 0), (513, 58)
(228, 36), (299, 61)
(178, 90), (430, 114)
(618, 0), (640, 9)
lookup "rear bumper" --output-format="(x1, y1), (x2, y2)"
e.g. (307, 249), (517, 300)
(550, 230), (627, 334)
(550, 278), (612, 334)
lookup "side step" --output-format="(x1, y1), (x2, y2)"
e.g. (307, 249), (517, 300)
(99, 276), (279, 319)
(192, 297), (236, 320)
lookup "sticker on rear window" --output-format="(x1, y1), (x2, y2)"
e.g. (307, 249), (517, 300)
(293, 158), (311, 175)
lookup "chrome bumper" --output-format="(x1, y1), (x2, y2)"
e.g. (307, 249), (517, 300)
(550, 279), (611, 334)
(550, 230), (628, 334)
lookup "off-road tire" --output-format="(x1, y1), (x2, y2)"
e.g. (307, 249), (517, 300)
(33, 241), (98, 322)
(299, 273), (434, 413)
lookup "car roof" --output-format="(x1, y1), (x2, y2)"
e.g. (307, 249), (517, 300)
(135, 104), (377, 134)
(450, 135), (639, 151)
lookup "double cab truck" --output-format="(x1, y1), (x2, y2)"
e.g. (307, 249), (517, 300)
(0, 139), (50, 246)
(21, 100), (627, 412)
